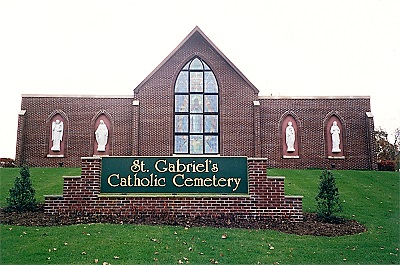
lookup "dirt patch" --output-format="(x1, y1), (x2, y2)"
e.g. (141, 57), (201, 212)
(0, 205), (366, 237)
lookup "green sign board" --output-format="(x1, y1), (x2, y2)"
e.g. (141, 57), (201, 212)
(100, 156), (248, 195)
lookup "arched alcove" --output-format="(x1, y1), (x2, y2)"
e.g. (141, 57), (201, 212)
(279, 113), (301, 158)
(324, 113), (345, 158)
(46, 110), (68, 157)
(91, 111), (113, 156)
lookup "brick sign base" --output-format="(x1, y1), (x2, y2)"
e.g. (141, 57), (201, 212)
(44, 157), (303, 222)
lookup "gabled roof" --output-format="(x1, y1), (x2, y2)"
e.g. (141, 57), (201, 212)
(133, 26), (259, 94)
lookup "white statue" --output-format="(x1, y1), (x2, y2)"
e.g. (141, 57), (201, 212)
(51, 119), (64, 151)
(285, 121), (295, 152)
(330, 121), (341, 152)
(95, 120), (108, 152)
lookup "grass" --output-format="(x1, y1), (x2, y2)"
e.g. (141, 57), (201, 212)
(0, 167), (399, 264)
(0, 167), (81, 208)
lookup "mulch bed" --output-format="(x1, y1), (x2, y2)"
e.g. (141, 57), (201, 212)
(0, 205), (366, 237)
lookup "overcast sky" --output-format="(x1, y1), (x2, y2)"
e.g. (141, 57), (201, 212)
(0, 0), (399, 159)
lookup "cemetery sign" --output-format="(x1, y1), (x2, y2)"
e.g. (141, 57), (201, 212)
(101, 156), (248, 195)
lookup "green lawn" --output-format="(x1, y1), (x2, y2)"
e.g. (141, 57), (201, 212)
(0, 167), (81, 207)
(0, 167), (399, 264)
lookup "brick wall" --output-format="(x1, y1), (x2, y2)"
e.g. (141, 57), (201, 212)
(44, 157), (303, 222)
(15, 95), (136, 167)
(259, 96), (376, 169)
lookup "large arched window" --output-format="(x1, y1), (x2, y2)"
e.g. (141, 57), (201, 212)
(174, 57), (219, 154)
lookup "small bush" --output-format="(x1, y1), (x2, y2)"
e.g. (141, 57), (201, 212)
(6, 165), (38, 212)
(377, 160), (396, 171)
(315, 170), (342, 222)
(0, 158), (15, 168)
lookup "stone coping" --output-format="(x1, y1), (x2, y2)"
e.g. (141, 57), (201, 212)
(82, 156), (267, 160)
(22, 94), (135, 98)
(267, 176), (285, 180)
(247, 157), (268, 161)
(98, 193), (251, 198)
(258, 95), (370, 100)
(62, 176), (81, 179)
(285, 195), (304, 199)
(22, 94), (370, 100)
(328, 156), (346, 159)
(283, 155), (300, 159)
(44, 195), (63, 198)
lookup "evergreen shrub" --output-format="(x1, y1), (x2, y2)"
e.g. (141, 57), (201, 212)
(6, 165), (38, 212)
(315, 169), (342, 222)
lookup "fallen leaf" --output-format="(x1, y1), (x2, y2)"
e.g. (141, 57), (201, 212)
(268, 244), (275, 250)
(94, 259), (99, 263)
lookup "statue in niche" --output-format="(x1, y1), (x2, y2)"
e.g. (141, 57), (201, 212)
(285, 121), (295, 152)
(51, 119), (64, 151)
(330, 121), (341, 153)
(95, 120), (108, 152)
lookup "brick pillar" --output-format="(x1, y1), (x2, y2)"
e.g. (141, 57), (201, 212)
(248, 158), (268, 196)
(15, 110), (26, 166)
(253, 101), (261, 157)
(132, 100), (140, 155)
(366, 112), (377, 170)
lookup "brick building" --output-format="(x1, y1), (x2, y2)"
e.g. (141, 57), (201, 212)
(15, 27), (376, 170)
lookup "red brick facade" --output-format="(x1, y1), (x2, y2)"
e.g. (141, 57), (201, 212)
(15, 27), (376, 170)
(44, 157), (303, 222)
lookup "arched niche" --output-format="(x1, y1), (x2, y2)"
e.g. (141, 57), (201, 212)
(92, 111), (113, 156)
(324, 113), (345, 158)
(46, 110), (68, 157)
(280, 113), (300, 158)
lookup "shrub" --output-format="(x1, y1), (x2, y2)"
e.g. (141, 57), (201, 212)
(6, 165), (38, 212)
(315, 170), (342, 222)
(0, 158), (15, 168)
(377, 160), (396, 171)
